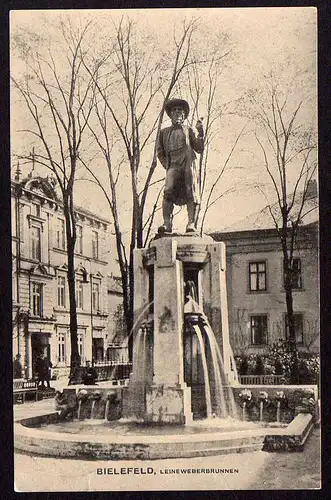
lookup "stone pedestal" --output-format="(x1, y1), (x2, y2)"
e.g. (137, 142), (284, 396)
(146, 238), (193, 424)
(145, 383), (193, 424)
(128, 233), (233, 424)
(152, 239), (183, 385)
(199, 241), (235, 385)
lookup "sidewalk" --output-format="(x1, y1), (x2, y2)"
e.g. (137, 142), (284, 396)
(14, 379), (122, 422)
(14, 427), (321, 491)
(13, 389), (321, 491)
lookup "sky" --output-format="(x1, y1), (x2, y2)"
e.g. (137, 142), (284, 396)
(10, 7), (317, 236)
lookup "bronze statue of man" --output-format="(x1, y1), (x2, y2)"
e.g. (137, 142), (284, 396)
(157, 98), (204, 233)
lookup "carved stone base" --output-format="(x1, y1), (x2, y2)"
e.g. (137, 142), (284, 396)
(153, 231), (213, 243)
(144, 383), (193, 425)
(121, 381), (147, 420)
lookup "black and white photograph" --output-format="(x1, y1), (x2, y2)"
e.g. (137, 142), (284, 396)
(10, 7), (320, 492)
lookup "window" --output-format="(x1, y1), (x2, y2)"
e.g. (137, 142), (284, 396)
(57, 276), (66, 307)
(32, 283), (43, 316)
(77, 226), (83, 255)
(76, 280), (84, 309)
(12, 269), (17, 304)
(284, 258), (302, 290)
(19, 206), (25, 242)
(58, 333), (66, 363)
(31, 226), (41, 261)
(92, 282), (100, 311)
(78, 333), (84, 358)
(56, 218), (65, 250)
(92, 231), (99, 259)
(249, 261), (266, 291)
(250, 315), (268, 345)
(32, 203), (41, 217)
(285, 313), (304, 344)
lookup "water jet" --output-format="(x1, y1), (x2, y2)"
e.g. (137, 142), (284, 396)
(14, 234), (317, 458)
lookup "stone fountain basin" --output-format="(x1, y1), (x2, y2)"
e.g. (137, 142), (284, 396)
(14, 412), (314, 460)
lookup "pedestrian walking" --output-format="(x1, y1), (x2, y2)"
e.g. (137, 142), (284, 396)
(13, 354), (23, 379)
(43, 355), (53, 388)
(83, 361), (98, 385)
(35, 353), (45, 387)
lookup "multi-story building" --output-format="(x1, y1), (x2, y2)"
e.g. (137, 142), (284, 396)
(12, 172), (117, 379)
(211, 201), (319, 358)
(106, 275), (129, 363)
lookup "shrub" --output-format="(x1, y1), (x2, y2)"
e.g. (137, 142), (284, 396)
(238, 356), (249, 375)
(267, 340), (319, 384)
(235, 342), (319, 385)
(254, 355), (265, 375)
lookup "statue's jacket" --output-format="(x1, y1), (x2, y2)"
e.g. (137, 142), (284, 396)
(157, 124), (204, 205)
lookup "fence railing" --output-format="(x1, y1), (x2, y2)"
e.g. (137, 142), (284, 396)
(104, 346), (129, 364)
(238, 374), (286, 385)
(93, 362), (132, 382)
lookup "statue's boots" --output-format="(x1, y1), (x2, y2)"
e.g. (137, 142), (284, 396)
(158, 222), (172, 234)
(158, 199), (173, 233)
(186, 201), (198, 233)
(186, 222), (196, 233)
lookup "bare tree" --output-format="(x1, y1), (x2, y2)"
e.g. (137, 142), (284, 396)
(231, 308), (250, 357)
(250, 73), (317, 381)
(11, 19), (98, 383)
(80, 17), (199, 341)
(181, 42), (246, 235)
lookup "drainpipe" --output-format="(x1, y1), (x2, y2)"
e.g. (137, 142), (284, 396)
(90, 271), (93, 363)
(85, 257), (93, 364)
(47, 212), (51, 267)
(15, 187), (21, 356)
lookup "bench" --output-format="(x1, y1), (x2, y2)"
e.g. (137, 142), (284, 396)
(13, 379), (39, 404)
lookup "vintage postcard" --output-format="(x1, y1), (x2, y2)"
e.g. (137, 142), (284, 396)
(11, 7), (320, 492)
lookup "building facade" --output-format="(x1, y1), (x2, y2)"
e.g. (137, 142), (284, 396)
(211, 221), (319, 357)
(12, 174), (118, 379)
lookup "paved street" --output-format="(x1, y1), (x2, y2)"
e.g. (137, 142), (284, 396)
(14, 393), (321, 492)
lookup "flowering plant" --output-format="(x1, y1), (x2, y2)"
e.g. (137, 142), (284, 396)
(106, 390), (117, 401)
(258, 391), (269, 401)
(90, 390), (102, 400)
(239, 389), (252, 401)
(77, 389), (88, 400)
(275, 390), (286, 401)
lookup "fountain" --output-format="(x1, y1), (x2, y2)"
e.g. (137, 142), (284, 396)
(90, 391), (102, 419)
(14, 233), (318, 458)
(258, 391), (269, 422)
(239, 389), (252, 421)
(275, 390), (286, 423)
(121, 235), (240, 425)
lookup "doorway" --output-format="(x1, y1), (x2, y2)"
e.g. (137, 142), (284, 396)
(92, 338), (104, 363)
(31, 333), (50, 377)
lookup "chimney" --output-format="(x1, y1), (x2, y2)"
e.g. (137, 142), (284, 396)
(14, 161), (21, 182)
(306, 179), (318, 199)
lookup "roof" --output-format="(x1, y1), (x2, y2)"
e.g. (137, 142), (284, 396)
(12, 176), (111, 225)
(108, 275), (123, 295)
(213, 183), (318, 235)
(74, 204), (111, 225)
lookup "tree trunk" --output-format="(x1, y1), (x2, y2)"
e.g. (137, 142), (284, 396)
(284, 262), (299, 383)
(128, 241), (135, 362)
(136, 205), (144, 249)
(63, 200), (80, 384)
(67, 235), (80, 384)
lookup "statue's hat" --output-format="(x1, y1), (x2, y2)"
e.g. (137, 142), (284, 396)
(164, 98), (190, 118)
